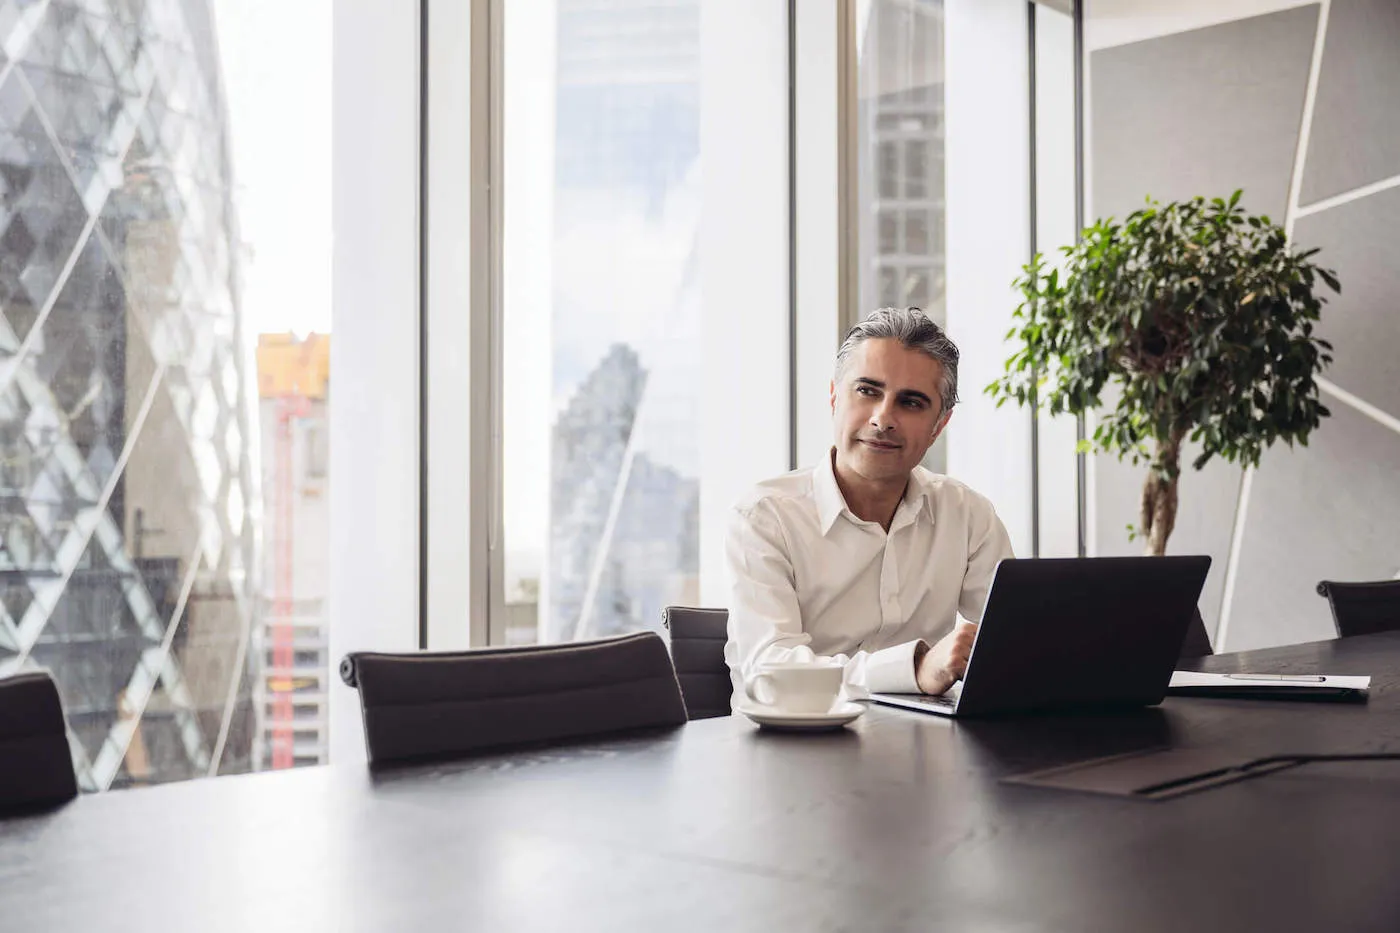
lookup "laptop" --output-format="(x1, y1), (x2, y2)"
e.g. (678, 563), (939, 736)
(871, 556), (1211, 717)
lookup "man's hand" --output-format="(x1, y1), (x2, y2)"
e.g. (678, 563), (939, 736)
(915, 622), (978, 695)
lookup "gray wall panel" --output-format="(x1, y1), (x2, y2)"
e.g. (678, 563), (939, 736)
(1091, 5), (1318, 222)
(1089, 6), (1319, 646)
(1089, 2), (1400, 653)
(1301, 0), (1400, 203)
(1292, 185), (1400, 419)
(1226, 402), (1400, 651)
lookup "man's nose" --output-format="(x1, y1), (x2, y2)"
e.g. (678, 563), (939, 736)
(870, 399), (897, 431)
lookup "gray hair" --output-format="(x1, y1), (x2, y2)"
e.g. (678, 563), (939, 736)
(834, 307), (960, 415)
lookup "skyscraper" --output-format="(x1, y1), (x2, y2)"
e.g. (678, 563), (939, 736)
(547, 343), (698, 642)
(538, 0), (702, 643)
(0, 0), (257, 789)
(253, 332), (329, 772)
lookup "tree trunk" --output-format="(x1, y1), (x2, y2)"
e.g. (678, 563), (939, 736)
(1138, 430), (1185, 557)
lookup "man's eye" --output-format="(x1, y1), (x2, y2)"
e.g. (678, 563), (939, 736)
(902, 398), (926, 409)
(855, 385), (877, 397)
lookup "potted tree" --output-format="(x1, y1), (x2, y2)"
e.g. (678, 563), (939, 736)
(987, 192), (1339, 556)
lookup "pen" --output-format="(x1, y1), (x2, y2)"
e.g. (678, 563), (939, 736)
(1223, 673), (1326, 682)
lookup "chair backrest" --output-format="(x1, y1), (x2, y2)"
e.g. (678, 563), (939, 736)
(1316, 579), (1400, 638)
(662, 606), (732, 719)
(0, 671), (78, 813)
(340, 631), (688, 765)
(1179, 606), (1213, 660)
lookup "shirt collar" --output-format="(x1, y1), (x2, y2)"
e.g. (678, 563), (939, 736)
(902, 467), (937, 526)
(814, 448), (848, 535)
(814, 448), (936, 535)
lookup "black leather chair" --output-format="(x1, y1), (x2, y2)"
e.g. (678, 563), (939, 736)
(1179, 606), (1213, 660)
(340, 631), (688, 766)
(1316, 579), (1400, 638)
(662, 606), (732, 719)
(0, 671), (78, 813)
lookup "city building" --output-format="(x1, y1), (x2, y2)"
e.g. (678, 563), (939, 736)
(545, 344), (698, 643)
(0, 0), (258, 789)
(531, 0), (703, 644)
(858, 0), (947, 326)
(252, 332), (329, 770)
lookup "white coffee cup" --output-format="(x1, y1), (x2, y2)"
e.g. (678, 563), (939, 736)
(745, 663), (843, 714)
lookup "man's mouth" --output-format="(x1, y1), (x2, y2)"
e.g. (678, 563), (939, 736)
(860, 438), (901, 450)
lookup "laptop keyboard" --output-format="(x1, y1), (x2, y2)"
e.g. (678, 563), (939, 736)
(882, 692), (957, 711)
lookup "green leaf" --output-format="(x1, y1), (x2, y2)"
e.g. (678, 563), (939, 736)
(991, 191), (1338, 550)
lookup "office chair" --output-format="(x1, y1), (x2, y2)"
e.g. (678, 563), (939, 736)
(1316, 579), (1400, 638)
(0, 671), (79, 813)
(662, 606), (732, 719)
(340, 631), (688, 765)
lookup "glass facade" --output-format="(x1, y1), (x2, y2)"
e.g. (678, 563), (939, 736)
(0, 0), (257, 789)
(858, 0), (946, 321)
(857, 0), (947, 471)
(503, 0), (703, 646)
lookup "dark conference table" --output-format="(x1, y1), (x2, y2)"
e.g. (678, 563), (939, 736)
(5, 633), (1400, 932)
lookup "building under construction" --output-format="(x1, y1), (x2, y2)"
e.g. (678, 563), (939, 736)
(253, 332), (330, 770)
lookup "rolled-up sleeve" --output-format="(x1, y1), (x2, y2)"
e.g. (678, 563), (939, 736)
(725, 501), (921, 700)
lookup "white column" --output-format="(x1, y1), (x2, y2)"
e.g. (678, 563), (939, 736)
(423, 0), (476, 650)
(698, 1), (792, 606)
(943, 0), (1033, 556)
(329, 0), (421, 765)
(500, 0), (556, 643)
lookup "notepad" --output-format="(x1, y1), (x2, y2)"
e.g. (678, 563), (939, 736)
(1168, 671), (1370, 700)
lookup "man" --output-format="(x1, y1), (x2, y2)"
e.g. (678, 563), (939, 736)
(725, 307), (1013, 700)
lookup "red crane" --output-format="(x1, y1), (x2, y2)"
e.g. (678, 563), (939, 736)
(270, 390), (308, 769)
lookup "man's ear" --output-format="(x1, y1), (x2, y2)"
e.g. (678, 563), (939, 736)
(931, 409), (953, 442)
(829, 379), (836, 414)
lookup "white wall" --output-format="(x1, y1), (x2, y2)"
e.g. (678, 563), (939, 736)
(423, 0), (475, 650)
(697, 1), (792, 606)
(944, 0), (1034, 556)
(329, 0), (421, 765)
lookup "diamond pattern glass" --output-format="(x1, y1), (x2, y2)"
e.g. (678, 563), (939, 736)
(0, 0), (256, 790)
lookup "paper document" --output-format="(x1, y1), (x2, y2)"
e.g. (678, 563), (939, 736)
(1169, 671), (1370, 697)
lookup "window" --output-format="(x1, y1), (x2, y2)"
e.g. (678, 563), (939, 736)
(856, 0), (946, 472)
(877, 140), (900, 198)
(906, 211), (930, 256)
(905, 139), (928, 198)
(879, 266), (902, 308)
(503, 0), (705, 647)
(857, 0), (946, 327)
(0, 0), (332, 790)
(879, 210), (901, 255)
(498, 0), (789, 646)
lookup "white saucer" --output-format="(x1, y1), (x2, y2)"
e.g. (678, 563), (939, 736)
(738, 701), (865, 732)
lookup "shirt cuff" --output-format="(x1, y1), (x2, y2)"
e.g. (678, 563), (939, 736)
(864, 640), (921, 694)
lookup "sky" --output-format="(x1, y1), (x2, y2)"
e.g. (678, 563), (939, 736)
(212, 0), (333, 340)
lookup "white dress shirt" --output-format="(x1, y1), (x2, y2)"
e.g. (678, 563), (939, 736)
(724, 449), (1014, 700)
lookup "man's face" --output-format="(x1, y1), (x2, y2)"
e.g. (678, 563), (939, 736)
(830, 338), (950, 485)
